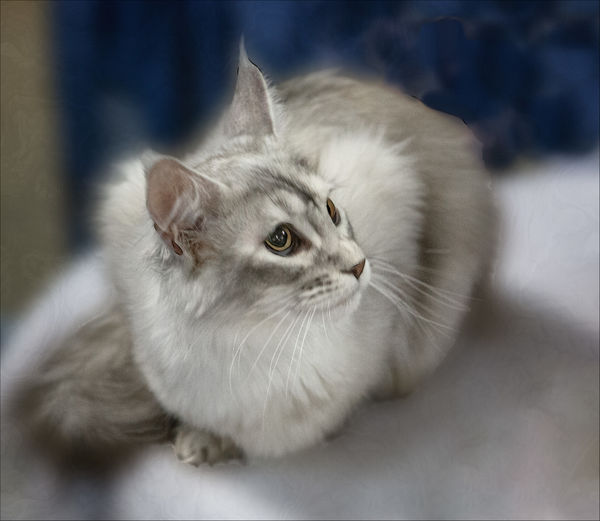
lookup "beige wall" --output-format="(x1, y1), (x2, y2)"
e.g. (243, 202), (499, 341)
(1, 1), (66, 315)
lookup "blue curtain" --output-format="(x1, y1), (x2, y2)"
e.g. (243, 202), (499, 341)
(52, 0), (599, 245)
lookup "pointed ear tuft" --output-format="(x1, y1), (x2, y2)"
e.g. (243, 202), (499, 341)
(146, 158), (219, 256)
(223, 40), (276, 138)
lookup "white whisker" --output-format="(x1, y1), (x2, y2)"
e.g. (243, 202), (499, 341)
(370, 277), (455, 335)
(229, 303), (290, 396)
(401, 271), (474, 302)
(263, 311), (304, 430)
(369, 279), (438, 344)
(246, 309), (292, 380)
(321, 308), (332, 346)
(294, 306), (316, 390)
(370, 257), (476, 302)
(286, 309), (310, 397)
(371, 274), (446, 320)
(371, 263), (468, 311)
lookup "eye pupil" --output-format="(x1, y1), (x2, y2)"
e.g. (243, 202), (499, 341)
(269, 227), (288, 247)
(265, 224), (294, 254)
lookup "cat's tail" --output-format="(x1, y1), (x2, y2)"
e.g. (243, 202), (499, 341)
(11, 306), (175, 468)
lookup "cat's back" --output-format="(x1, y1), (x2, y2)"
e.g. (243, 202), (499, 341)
(279, 70), (477, 152)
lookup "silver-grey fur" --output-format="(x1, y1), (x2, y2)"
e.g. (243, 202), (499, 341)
(17, 45), (495, 466)
(14, 304), (173, 466)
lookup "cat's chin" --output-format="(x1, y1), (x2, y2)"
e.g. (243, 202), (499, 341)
(322, 285), (365, 319)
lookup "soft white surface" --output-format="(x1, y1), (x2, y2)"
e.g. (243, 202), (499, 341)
(2, 153), (598, 520)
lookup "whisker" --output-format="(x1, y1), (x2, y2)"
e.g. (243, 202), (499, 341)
(294, 306), (316, 390)
(370, 277), (455, 334)
(321, 308), (332, 346)
(286, 309), (311, 397)
(263, 312), (303, 430)
(402, 276), (469, 311)
(371, 264), (468, 311)
(229, 303), (291, 396)
(246, 309), (292, 380)
(369, 280), (440, 345)
(237, 295), (294, 373)
(400, 271), (476, 302)
(371, 274), (448, 320)
(269, 312), (301, 378)
(369, 258), (476, 303)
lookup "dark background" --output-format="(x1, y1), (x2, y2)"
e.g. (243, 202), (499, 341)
(52, 0), (600, 246)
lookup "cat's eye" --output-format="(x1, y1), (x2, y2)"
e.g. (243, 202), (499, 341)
(327, 198), (340, 225)
(265, 224), (295, 255)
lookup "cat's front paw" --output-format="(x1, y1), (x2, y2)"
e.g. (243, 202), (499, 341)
(173, 424), (243, 466)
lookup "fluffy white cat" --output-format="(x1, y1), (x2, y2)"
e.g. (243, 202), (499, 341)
(20, 44), (495, 465)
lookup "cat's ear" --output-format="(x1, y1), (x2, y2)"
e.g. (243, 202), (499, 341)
(145, 157), (219, 256)
(222, 39), (277, 138)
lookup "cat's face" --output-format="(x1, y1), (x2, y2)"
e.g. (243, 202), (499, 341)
(147, 151), (369, 318)
(145, 46), (368, 319)
(196, 152), (369, 316)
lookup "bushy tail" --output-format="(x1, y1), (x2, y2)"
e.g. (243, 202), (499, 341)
(13, 307), (174, 467)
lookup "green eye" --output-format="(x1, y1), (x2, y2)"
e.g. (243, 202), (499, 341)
(265, 224), (294, 255)
(327, 198), (340, 225)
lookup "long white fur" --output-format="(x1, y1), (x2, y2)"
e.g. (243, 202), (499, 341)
(99, 62), (494, 459)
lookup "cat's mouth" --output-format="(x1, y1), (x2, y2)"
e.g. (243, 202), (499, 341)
(311, 284), (364, 316)
(303, 262), (369, 312)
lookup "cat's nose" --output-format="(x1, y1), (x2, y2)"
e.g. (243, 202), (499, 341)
(349, 259), (366, 280)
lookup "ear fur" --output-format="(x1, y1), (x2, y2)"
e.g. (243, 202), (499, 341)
(223, 40), (277, 138)
(145, 157), (219, 257)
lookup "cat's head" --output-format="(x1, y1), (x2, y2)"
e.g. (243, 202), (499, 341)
(144, 45), (369, 319)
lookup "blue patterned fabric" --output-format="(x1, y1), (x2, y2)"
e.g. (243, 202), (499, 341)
(52, 0), (599, 244)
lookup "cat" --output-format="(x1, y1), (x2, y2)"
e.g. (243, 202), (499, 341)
(17, 43), (495, 466)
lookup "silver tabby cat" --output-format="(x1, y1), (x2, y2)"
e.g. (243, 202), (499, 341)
(22, 44), (494, 465)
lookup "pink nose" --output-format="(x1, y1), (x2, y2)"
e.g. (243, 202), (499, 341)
(350, 259), (366, 279)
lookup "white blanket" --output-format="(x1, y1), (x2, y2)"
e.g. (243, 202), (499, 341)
(2, 152), (598, 520)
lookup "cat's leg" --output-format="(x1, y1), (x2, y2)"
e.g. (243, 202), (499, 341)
(173, 423), (243, 466)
